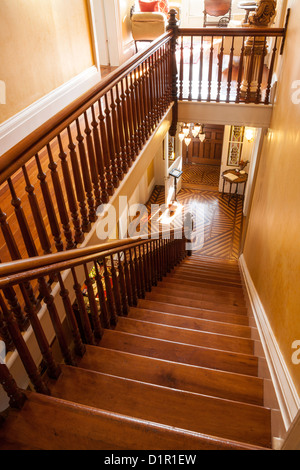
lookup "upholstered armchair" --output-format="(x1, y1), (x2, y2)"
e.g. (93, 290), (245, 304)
(131, 1), (181, 52)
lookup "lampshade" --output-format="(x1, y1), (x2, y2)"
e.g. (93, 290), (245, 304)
(183, 125), (190, 137)
(245, 128), (255, 143)
(199, 133), (206, 142)
(193, 124), (201, 135)
(184, 137), (191, 147)
(179, 130), (185, 142)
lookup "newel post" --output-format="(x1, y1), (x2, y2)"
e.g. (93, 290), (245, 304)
(167, 9), (179, 137)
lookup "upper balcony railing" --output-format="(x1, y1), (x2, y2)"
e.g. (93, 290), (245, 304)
(176, 27), (285, 105)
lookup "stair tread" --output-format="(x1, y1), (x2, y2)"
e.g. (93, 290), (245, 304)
(171, 269), (243, 287)
(138, 299), (249, 326)
(99, 329), (259, 376)
(158, 280), (245, 303)
(144, 292), (248, 315)
(79, 345), (264, 406)
(166, 274), (244, 293)
(128, 307), (252, 338)
(0, 391), (268, 451)
(48, 365), (271, 448)
(115, 317), (254, 355)
(149, 286), (247, 312)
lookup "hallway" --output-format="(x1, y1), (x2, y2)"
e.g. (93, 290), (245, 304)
(147, 186), (244, 261)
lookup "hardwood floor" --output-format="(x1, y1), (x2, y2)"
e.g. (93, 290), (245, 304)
(144, 186), (244, 261)
(182, 163), (221, 191)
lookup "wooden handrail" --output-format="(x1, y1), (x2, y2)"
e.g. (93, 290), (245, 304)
(0, 228), (184, 282)
(0, 31), (172, 184)
(179, 27), (285, 37)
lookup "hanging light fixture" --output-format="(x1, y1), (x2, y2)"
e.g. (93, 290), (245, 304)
(193, 123), (201, 138)
(199, 133), (206, 143)
(184, 136), (192, 147)
(183, 125), (190, 137)
(179, 128), (185, 142)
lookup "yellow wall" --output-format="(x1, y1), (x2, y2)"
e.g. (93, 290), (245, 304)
(0, 0), (94, 124)
(119, 0), (135, 46)
(243, 0), (300, 394)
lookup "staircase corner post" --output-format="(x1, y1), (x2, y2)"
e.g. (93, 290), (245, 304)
(167, 9), (179, 137)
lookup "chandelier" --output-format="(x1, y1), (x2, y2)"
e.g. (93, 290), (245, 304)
(179, 123), (206, 147)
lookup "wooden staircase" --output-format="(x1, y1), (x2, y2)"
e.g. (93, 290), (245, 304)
(0, 256), (272, 450)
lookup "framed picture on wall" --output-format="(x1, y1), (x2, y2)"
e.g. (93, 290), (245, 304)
(227, 126), (245, 166)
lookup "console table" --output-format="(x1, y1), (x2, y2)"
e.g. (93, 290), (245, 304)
(222, 170), (248, 207)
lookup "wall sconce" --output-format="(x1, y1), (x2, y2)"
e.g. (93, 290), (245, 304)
(245, 128), (255, 143)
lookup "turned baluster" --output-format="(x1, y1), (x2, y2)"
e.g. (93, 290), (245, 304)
(110, 88), (124, 182)
(7, 178), (38, 258)
(66, 126), (91, 233)
(83, 264), (103, 339)
(125, 75), (138, 159)
(138, 245), (146, 299)
(179, 36), (184, 101)
(256, 37), (267, 104)
(90, 105), (109, 204)
(226, 37), (235, 103)
(20, 286), (62, 379)
(143, 58), (152, 138)
(129, 249), (138, 306)
(71, 267), (95, 345)
(133, 246), (142, 299)
(130, 71), (142, 151)
(123, 249), (133, 307)
(47, 143), (75, 250)
(188, 36), (194, 101)
(84, 111), (102, 208)
(151, 53), (159, 124)
(57, 273), (86, 357)
(98, 98), (115, 196)
(207, 36), (214, 102)
(115, 84), (128, 175)
(35, 153), (64, 251)
(22, 165), (52, 255)
(2, 285), (29, 333)
(109, 254), (122, 317)
(38, 277), (75, 366)
(150, 240), (157, 287)
(104, 94), (119, 189)
(198, 36), (204, 102)
(236, 37), (246, 104)
(117, 252), (129, 316)
(0, 363), (27, 409)
(75, 119), (97, 223)
(0, 303), (14, 351)
(148, 55), (156, 130)
(94, 261), (110, 328)
(142, 244), (150, 293)
(217, 36), (224, 103)
(102, 257), (118, 326)
(146, 242), (153, 290)
(138, 63), (147, 145)
(0, 209), (37, 306)
(265, 37), (278, 105)
(0, 292), (50, 395)
(120, 80), (132, 169)
(57, 134), (84, 244)
(245, 37), (256, 104)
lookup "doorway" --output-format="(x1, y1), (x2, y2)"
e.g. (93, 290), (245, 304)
(182, 124), (224, 191)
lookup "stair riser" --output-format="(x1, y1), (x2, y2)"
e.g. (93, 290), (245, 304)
(151, 287), (247, 312)
(49, 366), (271, 448)
(145, 293), (248, 316)
(158, 281), (245, 304)
(80, 346), (264, 406)
(99, 330), (259, 377)
(137, 300), (250, 326)
(168, 274), (244, 291)
(173, 268), (243, 286)
(165, 275), (244, 294)
(116, 317), (254, 355)
(179, 264), (242, 280)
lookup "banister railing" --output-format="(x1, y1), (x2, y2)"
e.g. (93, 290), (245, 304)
(0, 229), (187, 407)
(177, 26), (285, 104)
(0, 30), (174, 266)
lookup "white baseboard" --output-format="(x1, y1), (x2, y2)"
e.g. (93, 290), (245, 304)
(0, 66), (101, 155)
(239, 254), (300, 432)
